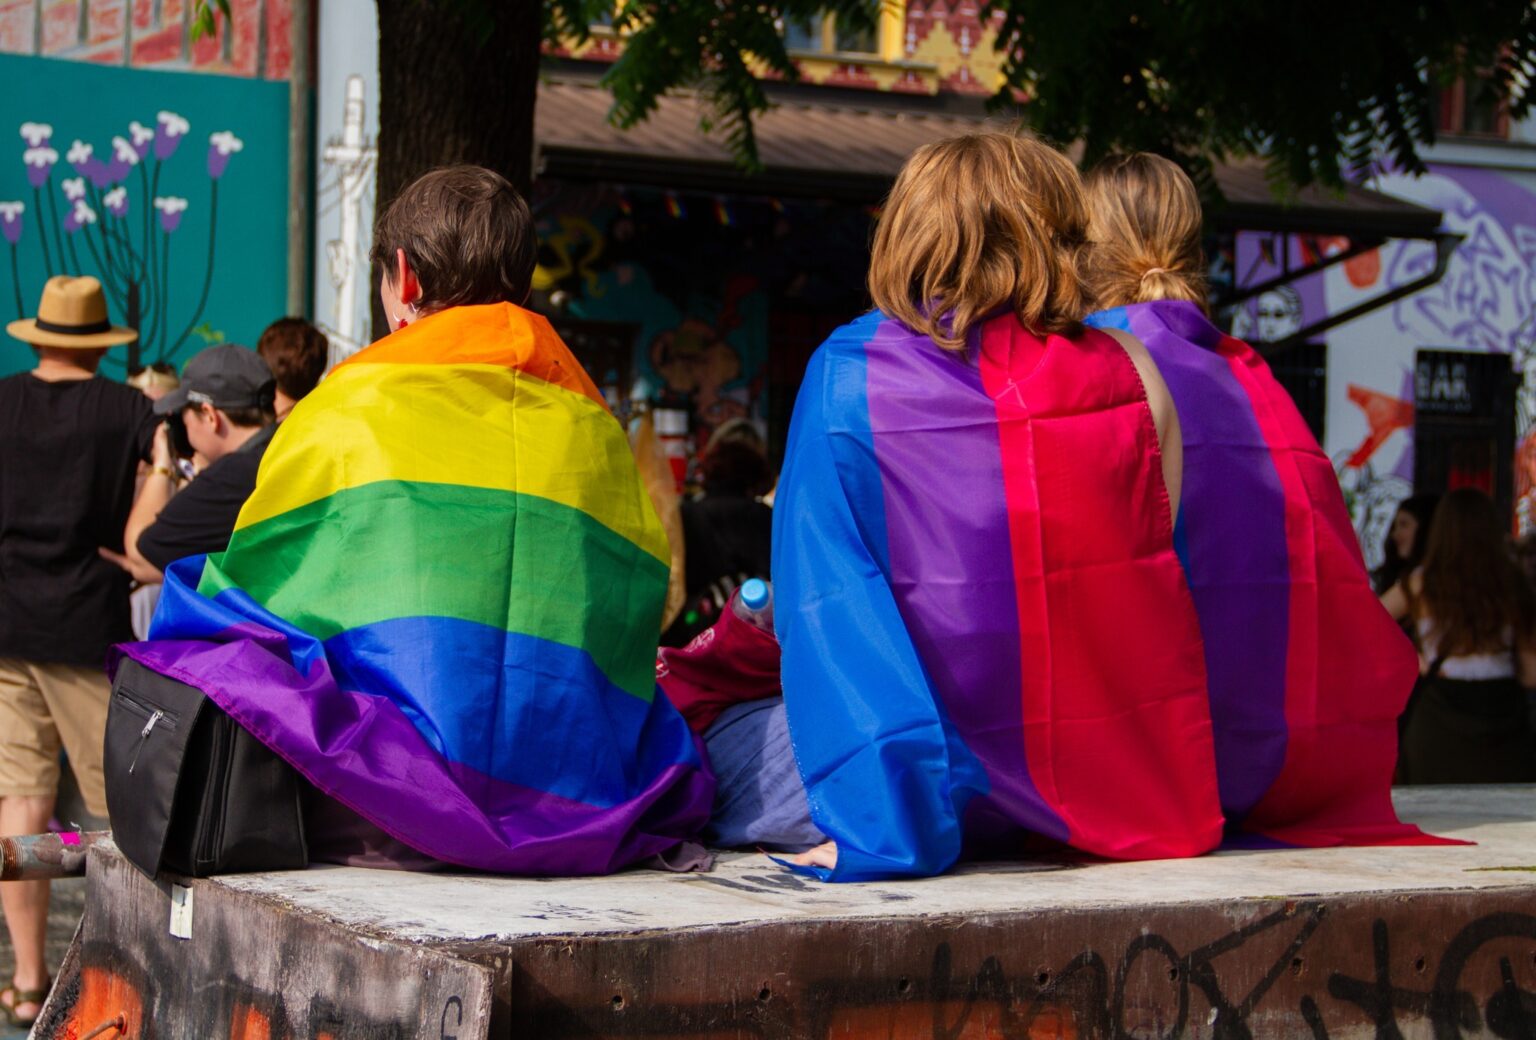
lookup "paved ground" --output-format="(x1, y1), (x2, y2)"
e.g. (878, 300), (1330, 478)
(0, 769), (101, 1038)
(0, 876), (85, 1039)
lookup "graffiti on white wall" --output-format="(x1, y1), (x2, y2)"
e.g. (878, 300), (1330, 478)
(1325, 166), (1536, 535)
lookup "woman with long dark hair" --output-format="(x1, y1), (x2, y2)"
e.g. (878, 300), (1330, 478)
(1383, 488), (1536, 783)
(1373, 493), (1439, 595)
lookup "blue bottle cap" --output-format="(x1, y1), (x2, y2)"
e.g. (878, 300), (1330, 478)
(739, 578), (770, 612)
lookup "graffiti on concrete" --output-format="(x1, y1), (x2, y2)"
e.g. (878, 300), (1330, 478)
(32, 851), (492, 1040)
(519, 901), (1536, 1039)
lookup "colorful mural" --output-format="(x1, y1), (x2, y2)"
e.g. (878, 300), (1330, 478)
(1231, 163), (1536, 560)
(533, 185), (769, 445)
(0, 0), (292, 80)
(529, 183), (875, 450)
(549, 1), (1009, 98)
(903, 0), (1007, 95)
(1328, 166), (1536, 538)
(0, 52), (291, 376)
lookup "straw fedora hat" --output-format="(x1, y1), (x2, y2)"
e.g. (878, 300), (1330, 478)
(7, 275), (137, 348)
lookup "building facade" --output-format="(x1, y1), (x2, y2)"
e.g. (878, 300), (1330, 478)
(8, 0), (1535, 559)
(0, 0), (301, 376)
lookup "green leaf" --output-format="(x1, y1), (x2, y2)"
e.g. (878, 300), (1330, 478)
(189, 0), (230, 42)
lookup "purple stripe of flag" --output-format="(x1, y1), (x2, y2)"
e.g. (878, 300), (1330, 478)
(113, 634), (712, 875)
(862, 319), (1068, 843)
(1117, 301), (1292, 820)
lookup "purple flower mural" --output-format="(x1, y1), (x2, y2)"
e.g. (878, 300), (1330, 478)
(154, 111), (189, 162)
(206, 131), (243, 181)
(154, 196), (187, 235)
(62, 198), (96, 234)
(0, 202), (23, 246)
(1, 200), (22, 318)
(23, 145), (56, 189)
(66, 139), (109, 188)
(23, 124), (57, 189)
(103, 137), (140, 184)
(128, 120), (154, 160)
(8, 111), (238, 367)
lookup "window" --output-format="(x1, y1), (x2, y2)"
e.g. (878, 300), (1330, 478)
(1437, 76), (1510, 139)
(781, 9), (886, 57)
(1267, 340), (1328, 442)
(833, 20), (877, 54)
(782, 16), (822, 52)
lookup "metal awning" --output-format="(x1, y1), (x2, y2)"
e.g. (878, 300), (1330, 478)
(535, 75), (1445, 241)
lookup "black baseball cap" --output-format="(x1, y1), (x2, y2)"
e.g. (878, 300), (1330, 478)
(155, 344), (276, 416)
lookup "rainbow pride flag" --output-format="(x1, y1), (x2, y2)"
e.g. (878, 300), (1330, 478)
(774, 304), (1444, 882)
(117, 304), (714, 875)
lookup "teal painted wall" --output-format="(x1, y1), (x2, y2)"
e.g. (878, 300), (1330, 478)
(0, 53), (289, 377)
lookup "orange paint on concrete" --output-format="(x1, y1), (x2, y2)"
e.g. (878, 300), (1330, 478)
(1026, 1007), (1078, 1040)
(228, 1001), (275, 1040)
(824, 1000), (1009, 1038)
(57, 966), (144, 1040)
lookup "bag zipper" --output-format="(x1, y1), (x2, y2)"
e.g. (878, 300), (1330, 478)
(116, 688), (181, 728)
(127, 710), (165, 775)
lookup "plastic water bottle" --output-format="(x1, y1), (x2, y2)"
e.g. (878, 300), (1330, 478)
(732, 578), (774, 632)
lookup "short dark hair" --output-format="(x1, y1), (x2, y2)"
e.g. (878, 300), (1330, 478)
(257, 317), (328, 402)
(369, 165), (537, 311)
(702, 441), (773, 498)
(202, 404), (274, 430)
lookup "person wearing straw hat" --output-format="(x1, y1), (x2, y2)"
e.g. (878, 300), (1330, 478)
(0, 275), (155, 1026)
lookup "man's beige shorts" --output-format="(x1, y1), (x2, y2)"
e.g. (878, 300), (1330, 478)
(0, 656), (109, 816)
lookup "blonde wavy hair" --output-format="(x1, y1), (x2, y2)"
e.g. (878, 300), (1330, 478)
(1083, 153), (1208, 312)
(868, 131), (1088, 352)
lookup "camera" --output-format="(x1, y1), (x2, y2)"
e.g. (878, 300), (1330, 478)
(162, 411), (195, 460)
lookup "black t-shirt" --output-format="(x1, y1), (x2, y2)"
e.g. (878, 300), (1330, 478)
(137, 424), (275, 574)
(0, 373), (156, 665)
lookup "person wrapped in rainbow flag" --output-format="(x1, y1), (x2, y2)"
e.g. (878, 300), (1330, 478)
(753, 136), (1450, 882)
(117, 167), (714, 874)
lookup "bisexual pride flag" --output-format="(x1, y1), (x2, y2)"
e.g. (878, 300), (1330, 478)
(774, 304), (1443, 882)
(118, 304), (714, 875)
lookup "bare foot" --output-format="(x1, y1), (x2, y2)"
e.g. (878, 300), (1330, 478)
(787, 840), (838, 870)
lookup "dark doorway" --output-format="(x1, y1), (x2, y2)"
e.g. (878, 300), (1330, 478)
(1413, 349), (1517, 522)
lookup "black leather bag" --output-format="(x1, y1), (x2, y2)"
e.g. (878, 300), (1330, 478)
(105, 657), (308, 879)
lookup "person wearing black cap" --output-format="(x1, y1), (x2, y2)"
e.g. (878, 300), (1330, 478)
(100, 344), (278, 584)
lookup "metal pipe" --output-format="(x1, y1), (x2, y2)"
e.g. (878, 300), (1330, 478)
(1224, 235), (1385, 306)
(0, 831), (110, 881)
(1258, 231), (1466, 358)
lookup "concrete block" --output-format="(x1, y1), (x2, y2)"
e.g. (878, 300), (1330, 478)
(30, 786), (1536, 1038)
(34, 850), (493, 1039)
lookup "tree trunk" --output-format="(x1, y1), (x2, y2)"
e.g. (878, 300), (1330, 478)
(372, 0), (541, 339)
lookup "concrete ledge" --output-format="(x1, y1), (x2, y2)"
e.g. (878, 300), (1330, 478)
(32, 786), (1536, 1038)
